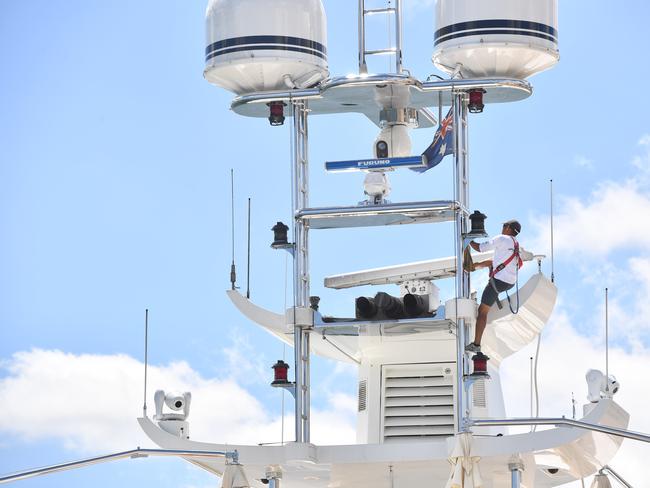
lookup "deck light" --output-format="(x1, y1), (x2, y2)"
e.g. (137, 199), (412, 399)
(268, 101), (286, 126)
(468, 89), (485, 113)
(468, 210), (487, 236)
(271, 360), (290, 385)
(271, 221), (290, 247)
(471, 352), (489, 376)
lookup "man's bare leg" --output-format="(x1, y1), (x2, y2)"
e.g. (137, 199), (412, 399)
(473, 303), (491, 346)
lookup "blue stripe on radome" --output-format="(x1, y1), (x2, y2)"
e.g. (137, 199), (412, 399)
(434, 19), (558, 41)
(205, 35), (327, 57)
(205, 44), (326, 62)
(433, 19), (558, 44)
(434, 28), (557, 46)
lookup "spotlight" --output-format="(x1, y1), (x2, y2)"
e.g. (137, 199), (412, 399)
(356, 296), (377, 319)
(375, 292), (404, 319)
(403, 293), (429, 317)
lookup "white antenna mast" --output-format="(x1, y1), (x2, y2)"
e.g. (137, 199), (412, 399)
(230, 169), (237, 290)
(605, 287), (609, 392)
(550, 179), (555, 283)
(143, 308), (149, 416)
(247, 197), (251, 299)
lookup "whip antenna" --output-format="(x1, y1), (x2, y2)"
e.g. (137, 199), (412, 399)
(549, 179), (555, 283)
(230, 169), (237, 290)
(605, 287), (609, 391)
(247, 197), (251, 299)
(143, 308), (149, 416)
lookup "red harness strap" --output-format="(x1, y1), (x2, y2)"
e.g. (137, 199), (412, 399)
(489, 237), (523, 279)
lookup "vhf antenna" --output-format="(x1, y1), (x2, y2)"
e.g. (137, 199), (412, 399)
(230, 169), (237, 290)
(605, 287), (609, 392)
(550, 179), (555, 283)
(143, 308), (149, 416)
(247, 197), (251, 299)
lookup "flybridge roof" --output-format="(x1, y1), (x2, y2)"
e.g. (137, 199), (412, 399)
(230, 74), (532, 126)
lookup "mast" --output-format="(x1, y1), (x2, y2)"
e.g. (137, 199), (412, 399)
(452, 92), (471, 433)
(291, 100), (311, 443)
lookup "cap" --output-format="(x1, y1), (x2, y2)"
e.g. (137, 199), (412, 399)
(503, 219), (521, 235)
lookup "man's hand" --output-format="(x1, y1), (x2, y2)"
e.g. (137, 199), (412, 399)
(469, 240), (481, 252)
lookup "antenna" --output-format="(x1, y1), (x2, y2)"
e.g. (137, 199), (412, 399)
(605, 287), (609, 391)
(529, 356), (533, 418)
(247, 197), (251, 299)
(143, 308), (149, 416)
(230, 169), (237, 290)
(549, 179), (555, 283)
(571, 392), (576, 419)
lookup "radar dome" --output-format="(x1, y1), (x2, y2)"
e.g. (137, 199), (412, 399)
(204, 0), (329, 95)
(432, 0), (559, 79)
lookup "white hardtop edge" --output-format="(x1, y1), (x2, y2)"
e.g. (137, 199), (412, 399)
(139, 398), (628, 488)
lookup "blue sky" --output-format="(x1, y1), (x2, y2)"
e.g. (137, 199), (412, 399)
(2, 0), (650, 486)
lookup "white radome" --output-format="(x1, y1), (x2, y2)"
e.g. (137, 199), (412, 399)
(432, 0), (559, 79)
(204, 0), (329, 95)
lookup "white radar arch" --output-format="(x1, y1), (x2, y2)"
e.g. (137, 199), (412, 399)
(432, 0), (559, 79)
(204, 0), (329, 95)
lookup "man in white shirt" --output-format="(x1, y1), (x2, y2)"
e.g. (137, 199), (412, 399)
(465, 219), (523, 353)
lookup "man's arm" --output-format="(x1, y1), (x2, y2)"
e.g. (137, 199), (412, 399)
(470, 237), (496, 252)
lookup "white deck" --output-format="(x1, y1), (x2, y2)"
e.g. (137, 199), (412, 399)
(140, 399), (628, 488)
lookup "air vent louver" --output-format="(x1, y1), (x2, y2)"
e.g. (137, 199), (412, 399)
(358, 380), (368, 411)
(382, 364), (455, 442)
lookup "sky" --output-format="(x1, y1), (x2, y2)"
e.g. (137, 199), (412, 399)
(2, 0), (650, 486)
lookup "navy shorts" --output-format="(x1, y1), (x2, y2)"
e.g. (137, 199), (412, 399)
(481, 278), (514, 306)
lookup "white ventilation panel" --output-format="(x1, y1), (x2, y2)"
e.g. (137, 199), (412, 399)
(381, 363), (455, 442)
(358, 380), (368, 412)
(473, 378), (487, 408)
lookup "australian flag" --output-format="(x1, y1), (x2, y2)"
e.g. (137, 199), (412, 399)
(412, 107), (454, 173)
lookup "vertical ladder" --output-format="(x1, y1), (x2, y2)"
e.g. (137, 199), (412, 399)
(358, 0), (403, 74)
(291, 100), (311, 443)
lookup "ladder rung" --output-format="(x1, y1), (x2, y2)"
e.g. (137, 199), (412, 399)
(365, 48), (397, 56)
(364, 7), (395, 15)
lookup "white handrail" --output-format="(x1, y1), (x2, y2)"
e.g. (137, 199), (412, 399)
(0, 448), (234, 484)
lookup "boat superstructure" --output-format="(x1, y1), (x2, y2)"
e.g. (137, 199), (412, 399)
(130, 0), (629, 486)
(0, 1), (643, 487)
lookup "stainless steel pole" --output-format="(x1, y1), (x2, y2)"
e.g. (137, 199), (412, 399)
(358, 0), (367, 74)
(453, 91), (470, 433)
(0, 449), (231, 484)
(394, 0), (403, 73)
(509, 462), (523, 488)
(291, 101), (311, 443)
(469, 416), (650, 443)
(602, 466), (634, 488)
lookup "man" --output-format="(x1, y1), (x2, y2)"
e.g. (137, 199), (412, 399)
(465, 219), (524, 353)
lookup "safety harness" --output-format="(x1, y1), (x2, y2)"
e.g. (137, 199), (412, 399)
(489, 236), (523, 313)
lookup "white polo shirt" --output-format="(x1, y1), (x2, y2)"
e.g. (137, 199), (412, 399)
(479, 234), (520, 284)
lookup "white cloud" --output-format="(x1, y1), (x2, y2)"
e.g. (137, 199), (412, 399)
(0, 349), (355, 454)
(573, 155), (593, 169)
(632, 133), (650, 174)
(529, 136), (650, 258)
(529, 178), (650, 257)
(221, 327), (271, 387)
